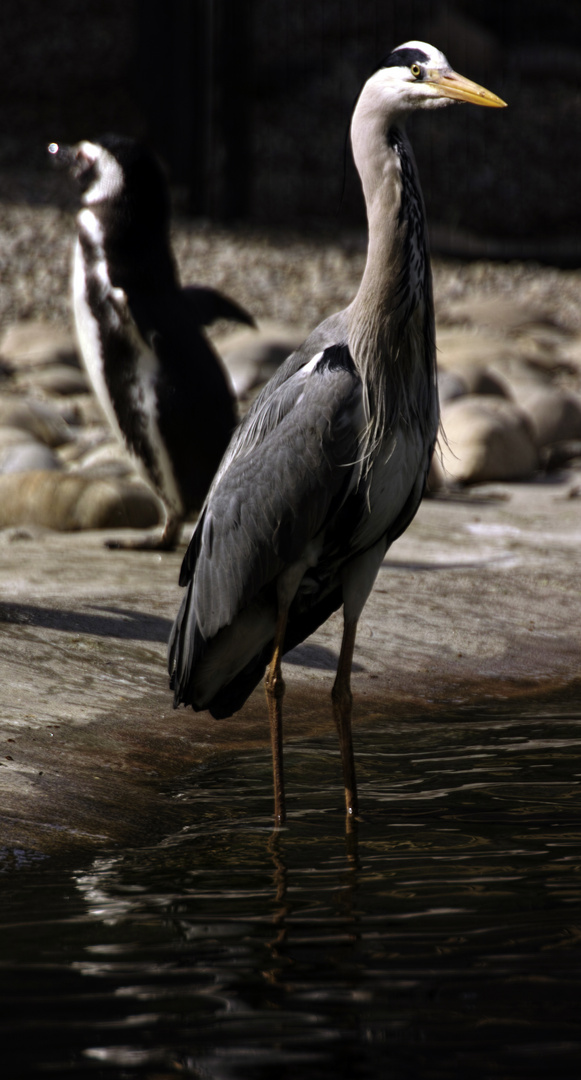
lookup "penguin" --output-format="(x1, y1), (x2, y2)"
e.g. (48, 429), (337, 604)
(49, 134), (254, 550)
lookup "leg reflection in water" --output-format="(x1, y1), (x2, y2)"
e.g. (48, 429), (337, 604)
(263, 821), (361, 983)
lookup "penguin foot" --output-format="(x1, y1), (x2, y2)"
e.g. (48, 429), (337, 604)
(105, 518), (182, 552)
(105, 531), (178, 552)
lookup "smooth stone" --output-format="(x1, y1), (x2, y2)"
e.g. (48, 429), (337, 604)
(57, 394), (109, 427)
(17, 365), (90, 396)
(441, 297), (563, 333)
(57, 430), (112, 466)
(540, 440), (581, 471)
(0, 320), (80, 369)
(73, 440), (133, 476)
(495, 356), (554, 392)
(520, 387), (581, 447)
(217, 322), (307, 397)
(0, 442), (61, 475)
(0, 426), (38, 449)
(561, 333), (581, 369)
(0, 397), (72, 447)
(436, 328), (522, 371)
(441, 364), (509, 398)
(0, 472), (161, 531)
(0, 426), (61, 473)
(436, 330), (556, 397)
(437, 368), (467, 403)
(0, 525), (43, 542)
(440, 395), (539, 484)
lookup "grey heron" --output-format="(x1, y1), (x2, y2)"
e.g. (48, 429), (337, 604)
(169, 42), (506, 822)
(50, 134), (253, 550)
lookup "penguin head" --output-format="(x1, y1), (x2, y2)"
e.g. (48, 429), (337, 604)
(49, 134), (170, 228)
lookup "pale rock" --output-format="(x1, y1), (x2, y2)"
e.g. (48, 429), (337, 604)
(59, 394), (109, 427)
(440, 396), (539, 484)
(441, 297), (563, 334)
(442, 364), (508, 398)
(0, 397), (72, 446)
(437, 328), (554, 396)
(0, 320), (80, 369)
(216, 321), (307, 398)
(520, 387), (581, 447)
(0, 426), (37, 450)
(74, 439), (135, 479)
(437, 368), (467, 403)
(436, 328), (521, 371)
(560, 333), (581, 370)
(0, 442), (61, 475)
(496, 357), (553, 393)
(57, 430), (111, 466)
(0, 427), (60, 475)
(0, 472), (161, 531)
(17, 364), (90, 396)
(540, 440), (581, 471)
(438, 301), (574, 378)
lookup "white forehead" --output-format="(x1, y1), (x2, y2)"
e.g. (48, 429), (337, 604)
(77, 140), (124, 205)
(393, 40), (451, 70)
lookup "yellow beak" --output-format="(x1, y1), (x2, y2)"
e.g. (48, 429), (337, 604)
(427, 68), (507, 108)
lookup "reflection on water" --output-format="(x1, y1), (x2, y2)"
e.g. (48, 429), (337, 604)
(1, 703), (581, 1078)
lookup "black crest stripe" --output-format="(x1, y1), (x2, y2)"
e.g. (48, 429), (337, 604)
(380, 48), (430, 70)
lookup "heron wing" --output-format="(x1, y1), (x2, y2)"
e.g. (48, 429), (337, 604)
(213, 310), (350, 478)
(179, 343), (363, 641)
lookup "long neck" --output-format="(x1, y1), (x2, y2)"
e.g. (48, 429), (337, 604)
(347, 84), (437, 455)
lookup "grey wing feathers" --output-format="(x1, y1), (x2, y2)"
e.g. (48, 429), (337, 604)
(178, 344), (362, 642)
(216, 309), (350, 474)
(254, 308), (349, 400)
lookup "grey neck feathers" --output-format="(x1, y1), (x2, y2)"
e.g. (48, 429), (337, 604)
(347, 90), (437, 465)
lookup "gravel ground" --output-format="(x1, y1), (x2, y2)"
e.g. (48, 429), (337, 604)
(1, 198), (581, 338)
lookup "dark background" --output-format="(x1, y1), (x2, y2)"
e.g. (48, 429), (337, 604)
(0, 0), (579, 260)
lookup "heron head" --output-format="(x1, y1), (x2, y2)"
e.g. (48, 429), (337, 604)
(370, 40), (506, 113)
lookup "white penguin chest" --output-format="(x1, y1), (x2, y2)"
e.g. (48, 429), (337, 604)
(72, 216), (183, 515)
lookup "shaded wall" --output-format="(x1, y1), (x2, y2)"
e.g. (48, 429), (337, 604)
(0, 0), (579, 257)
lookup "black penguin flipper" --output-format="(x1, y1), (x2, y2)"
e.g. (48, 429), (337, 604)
(181, 286), (256, 329)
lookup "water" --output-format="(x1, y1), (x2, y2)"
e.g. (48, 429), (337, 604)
(2, 702), (581, 1079)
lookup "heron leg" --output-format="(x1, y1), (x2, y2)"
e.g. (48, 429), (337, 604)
(332, 616), (359, 817)
(265, 607), (289, 826)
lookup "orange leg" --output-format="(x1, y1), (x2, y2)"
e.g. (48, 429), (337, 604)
(331, 617), (359, 817)
(264, 608), (289, 826)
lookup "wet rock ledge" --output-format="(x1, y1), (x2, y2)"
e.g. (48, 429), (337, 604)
(1, 480), (580, 857)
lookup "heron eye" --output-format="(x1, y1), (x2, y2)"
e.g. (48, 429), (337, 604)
(410, 63), (421, 78)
